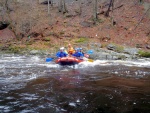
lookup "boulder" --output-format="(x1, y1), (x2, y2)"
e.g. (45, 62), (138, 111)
(123, 48), (139, 55)
(0, 28), (15, 41)
(145, 44), (150, 49)
(107, 44), (117, 51)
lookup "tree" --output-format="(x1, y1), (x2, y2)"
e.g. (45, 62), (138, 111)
(105, 0), (114, 17)
(4, 0), (11, 11)
(139, 0), (144, 4)
(104, 0), (115, 25)
(93, 0), (98, 23)
(48, 0), (50, 15)
(58, 0), (67, 13)
(79, 0), (82, 15)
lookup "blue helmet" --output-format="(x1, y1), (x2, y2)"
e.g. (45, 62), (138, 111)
(75, 48), (80, 51)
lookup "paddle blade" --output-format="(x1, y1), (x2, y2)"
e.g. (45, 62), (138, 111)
(88, 59), (94, 62)
(87, 50), (94, 54)
(46, 58), (53, 62)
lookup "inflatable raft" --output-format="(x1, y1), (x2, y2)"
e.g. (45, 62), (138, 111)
(55, 57), (83, 66)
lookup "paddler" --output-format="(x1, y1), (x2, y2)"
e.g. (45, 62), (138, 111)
(56, 47), (68, 58)
(68, 43), (75, 55)
(73, 48), (84, 58)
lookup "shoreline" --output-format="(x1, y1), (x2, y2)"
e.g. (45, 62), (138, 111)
(1, 43), (150, 61)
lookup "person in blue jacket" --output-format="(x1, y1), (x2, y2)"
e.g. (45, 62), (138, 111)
(56, 47), (68, 58)
(73, 48), (84, 58)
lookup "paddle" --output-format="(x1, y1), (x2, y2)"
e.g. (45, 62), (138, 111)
(46, 58), (54, 62)
(88, 59), (94, 62)
(83, 57), (94, 62)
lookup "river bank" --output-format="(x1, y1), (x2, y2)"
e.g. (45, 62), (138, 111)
(1, 41), (150, 61)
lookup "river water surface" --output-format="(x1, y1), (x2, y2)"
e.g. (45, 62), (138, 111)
(0, 54), (150, 113)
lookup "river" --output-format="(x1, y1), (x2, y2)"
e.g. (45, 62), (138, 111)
(0, 54), (150, 113)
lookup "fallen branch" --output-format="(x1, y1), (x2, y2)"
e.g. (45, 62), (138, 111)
(133, 6), (150, 30)
(113, 4), (123, 11)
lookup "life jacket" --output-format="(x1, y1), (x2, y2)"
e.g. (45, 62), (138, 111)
(73, 51), (84, 58)
(56, 51), (67, 58)
(68, 47), (75, 54)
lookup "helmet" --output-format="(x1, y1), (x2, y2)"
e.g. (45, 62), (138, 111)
(75, 48), (79, 51)
(60, 47), (64, 50)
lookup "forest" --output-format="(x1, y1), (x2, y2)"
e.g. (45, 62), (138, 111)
(0, 0), (150, 54)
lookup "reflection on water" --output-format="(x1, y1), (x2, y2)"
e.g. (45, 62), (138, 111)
(0, 54), (150, 113)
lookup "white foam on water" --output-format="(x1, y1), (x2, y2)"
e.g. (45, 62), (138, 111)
(38, 63), (59, 68)
(30, 56), (40, 62)
(69, 102), (76, 107)
(77, 59), (150, 68)
(112, 60), (150, 67)
(78, 60), (113, 68)
(1, 54), (150, 85)
(26, 73), (38, 80)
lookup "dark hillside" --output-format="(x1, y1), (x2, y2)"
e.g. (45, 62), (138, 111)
(0, 0), (150, 52)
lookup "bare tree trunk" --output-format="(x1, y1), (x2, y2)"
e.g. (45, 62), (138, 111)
(5, 0), (9, 10)
(58, 0), (63, 12)
(139, 0), (143, 4)
(93, 0), (98, 23)
(105, 0), (114, 17)
(62, 0), (67, 13)
(58, 0), (67, 13)
(111, 0), (115, 25)
(79, 0), (82, 15)
(48, 0), (50, 15)
(29, 0), (33, 34)
(134, 6), (150, 30)
(51, 0), (53, 6)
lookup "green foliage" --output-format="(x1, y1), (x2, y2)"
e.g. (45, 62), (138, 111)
(59, 31), (65, 35)
(49, 32), (59, 38)
(115, 45), (124, 53)
(44, 37), (51, 41)
(138, 51), (150, 58)
(8, 45), (25, 53)
(44, 42), (51, 46)
(75, 37), (88, 43)
(25, 40), (34, 45)
(101, 43), (108, 48)
(97, 18), (104, 23)
(111, 43), (124, 53)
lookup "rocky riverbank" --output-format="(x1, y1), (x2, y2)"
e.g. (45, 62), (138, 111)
(1, 42), (150, 61)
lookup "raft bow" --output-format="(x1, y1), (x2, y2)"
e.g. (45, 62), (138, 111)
(55, 56), (83, 66)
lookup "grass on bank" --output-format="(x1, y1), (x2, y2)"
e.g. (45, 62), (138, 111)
(138, 50), (150, 58)
(75, 37), (89, 43)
